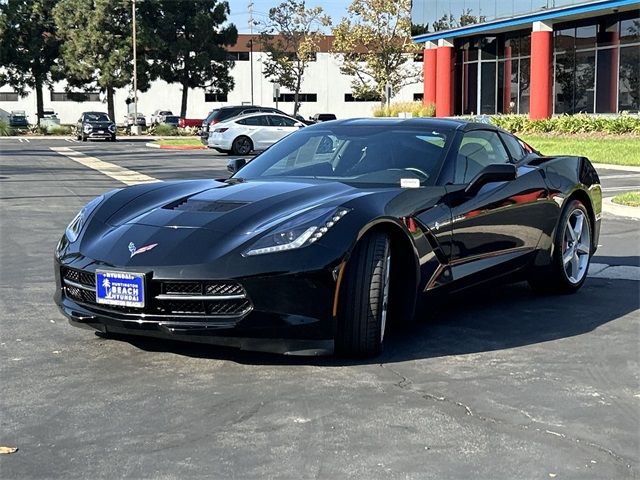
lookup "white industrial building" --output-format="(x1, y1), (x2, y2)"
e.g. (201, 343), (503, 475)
(0, 34), (424, 125)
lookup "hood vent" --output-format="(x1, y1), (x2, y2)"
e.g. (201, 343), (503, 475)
(165, 197), (250, 213)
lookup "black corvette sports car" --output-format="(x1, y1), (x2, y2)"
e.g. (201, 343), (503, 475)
(54, 118), (602, 357)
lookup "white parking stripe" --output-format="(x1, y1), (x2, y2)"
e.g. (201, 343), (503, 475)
(589, 263), (640, 281)
(599, 174), (640, 180)
(602, 186), (640, 192)
(49, 146), (160, 186)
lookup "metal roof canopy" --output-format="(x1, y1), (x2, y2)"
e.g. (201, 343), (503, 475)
(412, 0), (640, 43)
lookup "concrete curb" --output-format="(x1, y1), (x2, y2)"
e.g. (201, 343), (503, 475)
(594, 164), (640, 173)
(602, 196), (640, 219)
(145, 142), (206, 150)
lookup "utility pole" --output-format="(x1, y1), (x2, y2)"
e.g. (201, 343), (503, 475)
(132, 0), (139, 134)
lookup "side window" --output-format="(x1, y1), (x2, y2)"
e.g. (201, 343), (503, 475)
(499, 132), (526, 162)
(455, 130), (510, 183)
(269, 115), (296, 127)
(241, 115), (267, 126)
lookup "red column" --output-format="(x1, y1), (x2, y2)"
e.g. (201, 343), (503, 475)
(435, 45), (454, 117)
(423, 47), (437, 107)
(530, 28), (553, 119)
(503, 46), (512, 113)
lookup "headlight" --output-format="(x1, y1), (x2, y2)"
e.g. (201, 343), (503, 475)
(244, 207), (350, 256)
(65, 195), (104, 242)
(83, 124), (92, 133)
(108, 124), (116, 132)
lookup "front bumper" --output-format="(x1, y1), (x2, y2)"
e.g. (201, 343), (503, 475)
(85, 131), (114, 139)
(54, 258), (338, 355)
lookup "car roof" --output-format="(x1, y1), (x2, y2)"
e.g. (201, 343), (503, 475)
(225, 111), (296, 122)
(316, 117), (499, 132)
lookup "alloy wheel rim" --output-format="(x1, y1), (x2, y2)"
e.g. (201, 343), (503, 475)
(562, 209), (591, 284)
(380, 254), (391, 342)
(238, 138), (251, 154)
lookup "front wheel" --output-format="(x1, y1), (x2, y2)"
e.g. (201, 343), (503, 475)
(231, 136), (253, 156)
(336, 232), (391, 357)
(529, 199), (592, 294)
(81, 135), (87, 142)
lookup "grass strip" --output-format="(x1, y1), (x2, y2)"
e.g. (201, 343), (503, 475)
(520, 135), (640, 167)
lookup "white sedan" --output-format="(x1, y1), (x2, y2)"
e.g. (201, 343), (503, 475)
(207, 112), (304, 155)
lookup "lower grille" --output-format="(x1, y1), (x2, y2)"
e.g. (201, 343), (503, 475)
(61, 267), (252, 319)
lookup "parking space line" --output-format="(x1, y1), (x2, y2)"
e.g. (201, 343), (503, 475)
(602, 186), (640, 192)
(49, 146), (160, 186)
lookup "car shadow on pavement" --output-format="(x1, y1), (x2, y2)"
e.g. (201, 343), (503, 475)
(113, 278), (639, 366)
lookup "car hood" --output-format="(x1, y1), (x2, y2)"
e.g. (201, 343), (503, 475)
(80, 179), (375, 266)
(113, 179), (369, 232)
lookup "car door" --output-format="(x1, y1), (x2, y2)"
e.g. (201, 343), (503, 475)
(238, 115), (270, 150)
(443, 128), (551, 284)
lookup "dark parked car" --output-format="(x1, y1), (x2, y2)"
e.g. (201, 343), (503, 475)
(9, 110), (29, 128)
(75, 112), (116, 142)
(311, 113), (337, 122)
(200, 105), (289, 144)
(160, 115), (180, 127)
(55, 118), (601, 357)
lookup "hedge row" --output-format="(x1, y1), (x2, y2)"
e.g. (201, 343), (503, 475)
(491, 113), (640, 135)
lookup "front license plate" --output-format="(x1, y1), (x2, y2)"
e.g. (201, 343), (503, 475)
(95, 270), (145, 308)
(98, 130), (104, 134)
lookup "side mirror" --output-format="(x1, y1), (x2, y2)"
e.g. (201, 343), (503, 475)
(227, 158), (247, 174)
(465, 163), (517, 196)
(294, 122), (304, 128)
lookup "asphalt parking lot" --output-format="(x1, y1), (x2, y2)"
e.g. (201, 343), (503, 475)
(1, 138), (639, 479)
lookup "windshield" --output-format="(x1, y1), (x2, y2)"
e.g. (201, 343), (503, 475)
(86, 113), (111, 122)
(236, 124), (451, 186)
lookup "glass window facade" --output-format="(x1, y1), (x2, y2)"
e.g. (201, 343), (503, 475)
(554, 13), (640, 114)
(444, 9), (639, 115)
(412, 0), (590, 35)
(459, 30), (531, 114)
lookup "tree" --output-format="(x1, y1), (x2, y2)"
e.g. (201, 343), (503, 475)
(256, 0), (331, 116)
(0, 0), (60, 125)
(332, 0), (420, 105)
(142, 0), (237, 118)
(53, 0), (144, 121)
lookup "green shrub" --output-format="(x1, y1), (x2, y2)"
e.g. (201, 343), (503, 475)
(48, 125), (73, 135)
(0, 120), (13, 136)
(373, 101), (436, 118)
(491, 113), (640, 135)
(152, 124), (179, 136)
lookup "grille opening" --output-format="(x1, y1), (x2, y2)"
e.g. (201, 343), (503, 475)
(164, 198), (249, 213)
(62, 268), (252, 319)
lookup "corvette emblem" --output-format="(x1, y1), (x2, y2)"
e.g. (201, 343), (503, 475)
(128, 242), (158, 258)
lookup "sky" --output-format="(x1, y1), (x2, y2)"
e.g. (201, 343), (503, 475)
(227, 0), (350, 34)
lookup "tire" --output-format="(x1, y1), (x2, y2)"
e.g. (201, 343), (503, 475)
(81, 135), (87, 142)
(231, 136), (253, 155)
(76, 133), (81, 141)
(110, 135), (116, 142)
(336, 231), (391, 357)
(528, 199), (592, 294)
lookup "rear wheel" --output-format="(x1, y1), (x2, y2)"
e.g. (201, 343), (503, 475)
(336, 232), (391, 357)
(529, 199), (592, 294)
(231, 136), (253, 155)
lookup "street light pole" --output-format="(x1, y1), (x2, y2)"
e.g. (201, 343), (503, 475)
(248, 38), (254, 104)
(132, 0), (139, 134)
